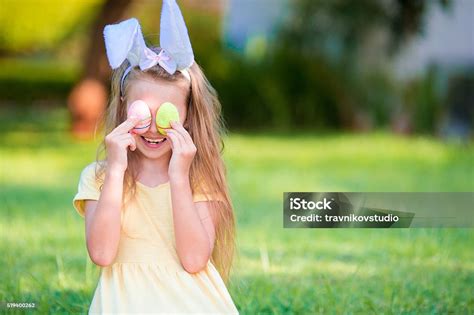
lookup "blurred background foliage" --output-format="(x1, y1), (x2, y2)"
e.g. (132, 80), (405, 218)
(0, 0), (100, 54)
(0, 0), (472, 138)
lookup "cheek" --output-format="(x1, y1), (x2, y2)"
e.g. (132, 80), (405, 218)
(133, 134), (145, 149)
(178, 105), (187, 124)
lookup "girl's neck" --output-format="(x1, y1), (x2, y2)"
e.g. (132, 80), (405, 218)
(137, 152), (171, 185)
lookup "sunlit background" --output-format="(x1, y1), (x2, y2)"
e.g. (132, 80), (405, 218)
(1, 0), (473, 313)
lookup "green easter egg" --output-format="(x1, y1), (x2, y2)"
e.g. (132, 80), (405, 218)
(156, 102), (180, 135)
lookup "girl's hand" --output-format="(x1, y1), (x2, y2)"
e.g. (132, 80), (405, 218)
(166, 121), (197, 180)
(105, 116), (140, 174)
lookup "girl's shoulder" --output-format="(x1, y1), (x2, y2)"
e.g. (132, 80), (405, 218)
(73, 160), (107, 217)
(79, 160), (107, 183)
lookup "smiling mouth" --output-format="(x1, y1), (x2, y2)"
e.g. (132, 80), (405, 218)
(141, 136), (167, 144)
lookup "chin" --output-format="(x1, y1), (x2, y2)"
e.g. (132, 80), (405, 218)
(137, 147), (171, 160)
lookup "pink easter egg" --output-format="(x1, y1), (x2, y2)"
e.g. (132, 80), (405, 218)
(127, 100), (151, 134)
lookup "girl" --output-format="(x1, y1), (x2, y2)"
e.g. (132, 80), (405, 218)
(72, 5), (238, 314)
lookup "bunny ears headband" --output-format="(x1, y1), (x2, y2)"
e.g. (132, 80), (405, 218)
(103, 0), (194, 96)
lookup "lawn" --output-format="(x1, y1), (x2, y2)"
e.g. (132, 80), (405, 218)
(0, 106), (473, 314)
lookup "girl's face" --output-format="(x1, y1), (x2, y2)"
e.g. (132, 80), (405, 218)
(125, 77), (189, 161)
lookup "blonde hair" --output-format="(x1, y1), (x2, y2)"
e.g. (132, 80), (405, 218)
(94, 47), (236, 283)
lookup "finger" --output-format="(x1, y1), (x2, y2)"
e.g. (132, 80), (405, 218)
(167, 128), (186, 148)
(113, 116), (141, 135)
(170, 121), (193, 146)
(166, 130), (181, 151)
(167, 129), (186, 149)
(129, 136), (137, 151)
(113, 117), (140, 136)
(117, 133), (134, 142)
(117, 133), (136, 151)
(166, 132), (174, 150)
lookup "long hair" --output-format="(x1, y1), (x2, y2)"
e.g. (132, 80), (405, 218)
(94, 47), (236, 283)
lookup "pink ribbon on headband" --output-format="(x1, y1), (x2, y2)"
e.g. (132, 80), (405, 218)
(140, 47), (176, 74)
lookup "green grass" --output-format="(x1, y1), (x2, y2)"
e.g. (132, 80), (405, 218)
(0, 106), (473, 314)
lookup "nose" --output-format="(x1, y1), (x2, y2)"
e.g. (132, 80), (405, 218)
(148, 110), (158, 134)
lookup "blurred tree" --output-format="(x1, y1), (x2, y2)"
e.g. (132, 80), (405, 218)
(209, 0), (452, 132)
(257, 0), (451, 130)
(390, 0), (450, 51)
(439, 71), (474, 140)
(401, 64), (441, 134)
(68, 0), (133, 139)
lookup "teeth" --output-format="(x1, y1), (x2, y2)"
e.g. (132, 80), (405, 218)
(143, 136), (165, 144)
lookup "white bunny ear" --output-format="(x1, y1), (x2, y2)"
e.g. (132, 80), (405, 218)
(160, 0), (195, 70)
(103, 18), (147, 69)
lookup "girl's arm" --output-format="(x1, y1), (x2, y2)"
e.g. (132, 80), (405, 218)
(170, 176), (216, 273)
(167, 121), (216, 273)
(84, 116), (139, 266)
(84, 168), (125, 266)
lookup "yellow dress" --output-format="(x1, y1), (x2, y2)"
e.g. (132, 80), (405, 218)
(72, 162), (239, 314)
